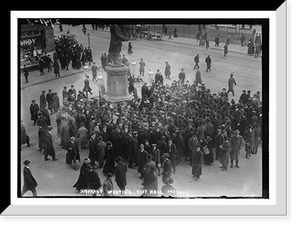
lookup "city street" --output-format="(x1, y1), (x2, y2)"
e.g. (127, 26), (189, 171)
(20, 24), (262, 197)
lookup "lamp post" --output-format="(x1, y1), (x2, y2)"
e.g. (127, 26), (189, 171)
(87, 33), (91, 48)
(148, 68), (154, 85)
(131, 59), (137, 80)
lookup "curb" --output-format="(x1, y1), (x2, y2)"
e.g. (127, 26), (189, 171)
(21, 70), (85, 89)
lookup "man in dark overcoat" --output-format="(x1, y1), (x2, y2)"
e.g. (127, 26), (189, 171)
(40, 91), (47, 108)
(161, 153), (172, 185)
(86, 164), (102, 196)
(29, 100), (39, 125)
(114, 156), (127, 193)
(66, 137), (81, 170)
(21, 160), (38, 196)
(137, 144), (148, 179)
(88, 133), (98, 168)
(108, 24), (127, 65)
(46, 89), (54, 114)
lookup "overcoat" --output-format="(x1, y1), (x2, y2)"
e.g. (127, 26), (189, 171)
(59, 121), (70, 147)
(137, 149), (148, 174)
(229, 135), (243, 161)
(86, 170), (102, 190)
(115, 162), (127, 190)
(44, 130), (55, 157)
(66, 140), (81, 164)
(142, 171), (158, 195)
(172, 135), (185, 159)
(73, 163), (89, 191)
(103, 147), (115, 175)
(192, 150), (203, 177)
(162, 158), (172, 184)
(30, 103), (39, 121)
(23, 167), (38, 191)
(219, 141), (230, 167)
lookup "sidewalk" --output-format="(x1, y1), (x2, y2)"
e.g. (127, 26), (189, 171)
(20, 67), (84, 89)
(164, 35), (249, 55)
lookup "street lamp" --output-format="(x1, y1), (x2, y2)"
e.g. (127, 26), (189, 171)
(87, 33), (91, 48)
(131, 59), (137, 80)
(148, 68), (154, 84)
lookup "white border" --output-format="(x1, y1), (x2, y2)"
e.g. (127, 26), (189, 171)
(7, 6), (286, 215)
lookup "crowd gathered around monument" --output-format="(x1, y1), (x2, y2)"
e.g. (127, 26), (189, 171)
(21, 24), (262, 197)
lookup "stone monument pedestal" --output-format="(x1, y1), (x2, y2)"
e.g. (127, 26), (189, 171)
(102, 64), (133, 102)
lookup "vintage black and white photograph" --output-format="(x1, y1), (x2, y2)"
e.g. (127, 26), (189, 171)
(17, 16), (268, 199)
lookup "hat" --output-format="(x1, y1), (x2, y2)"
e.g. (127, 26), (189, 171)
(106, 173), (113, 178)
(83, 158), (91, 164)
(234, 129), (240, 134)
(86, 164), (93, 169)
(106, 141), (113, 147)
(242, 90), (246, 93)
(31, 99), (36, 103)
(151, 144), (157, 147)
(116, 156), (123, 163)
(140, 144), (144, 148)
(23, 160), (31, 165)
(132, 131), (138, 135)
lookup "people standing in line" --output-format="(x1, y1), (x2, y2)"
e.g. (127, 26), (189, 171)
(219, 136), (230, 171)
(193, 54), (200, 70)
(23, 65), (29, 83)
(114, 156), (127, 194)
(191, 145), (203, 181)
(224, 43), (228, 57)
(229, 129), (243, 168)
(178, 68), (185, 85)
(227, 74), (237, 96)
(21, 160), (38, 197)
(30, 100), (39, 126)
(164, 61), (171, 79)
(205, 55), (212, 72)
(139, 58), (145, 76)
(91, 62), (99, 81)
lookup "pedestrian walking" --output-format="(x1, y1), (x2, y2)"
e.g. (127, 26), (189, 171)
(44, 127), (58, 161)
(66, 137), (81, 170)
(215, 34), (220, 47)
(127, 42), (133, 55)
(23, 65), (29, 83)
(29, 100), (39, 126)
(103, 173), (114, 196)
(178, 68), (185, 85)
(191, 145), (203, 180)
(38, 57), (45, 75)
(139, 58), (145, 76)
(205, 55), (212, 72)
(219, 136), (230, 170)
(39, 90), (47, 109)
(21, 160), (38, 197)
(229, 129), (243, 168)
(164, 62), (171, 79)
(73, 158), (90, 192)
(83, 75), (93, 98)
(193, 54), (200, 70)
(91, 62), (99, 81)
(173, 28), (178, 38)
(227, 74), (237, 96)
(46, 89), (54, 114)
(205, 39), (209, 49)
(53, 59), (60, 77)
(168, 29), (172, 39)
(224, 43), (228, 56)
(88, 133), (98, 168)
(114, 156), (127, 193)
(86, 164), (102, 196)
(227, 33), (231, 45)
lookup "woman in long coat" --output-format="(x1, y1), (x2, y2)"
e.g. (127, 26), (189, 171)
(191, 145), (203, 180)
(73, 158), (90, 192)
(103, 142), (115, 175)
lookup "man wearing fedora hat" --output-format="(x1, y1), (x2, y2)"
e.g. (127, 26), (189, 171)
(114, 156), (127, 193)
(29, 100), (39, 126)
(229, 129), (243, 168)
(21, 160), (38, 197)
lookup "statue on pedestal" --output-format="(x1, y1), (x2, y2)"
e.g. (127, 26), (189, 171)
(108, 24), (128, 65)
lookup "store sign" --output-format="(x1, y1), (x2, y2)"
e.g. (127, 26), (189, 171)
(20, 35), (42, 48)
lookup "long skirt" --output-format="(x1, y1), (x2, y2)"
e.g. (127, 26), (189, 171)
(192, 165), (202, 178)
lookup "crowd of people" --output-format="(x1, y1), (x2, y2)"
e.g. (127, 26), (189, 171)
(21, 26), (263, 197)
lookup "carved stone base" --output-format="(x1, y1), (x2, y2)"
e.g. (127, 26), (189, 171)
(102, 63), (133, 102)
